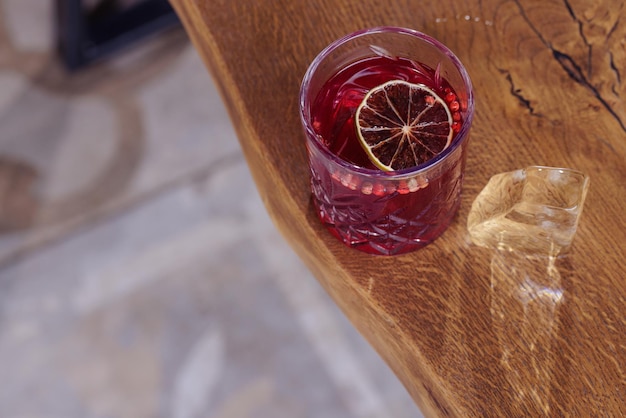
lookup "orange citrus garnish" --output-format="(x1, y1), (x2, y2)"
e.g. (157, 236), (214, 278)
(355, 80), (453, 171)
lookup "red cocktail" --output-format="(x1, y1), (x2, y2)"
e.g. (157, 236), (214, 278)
(300, 27), (474, 255)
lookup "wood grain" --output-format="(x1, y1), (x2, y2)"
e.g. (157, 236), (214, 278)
(169, 0), (626, 416)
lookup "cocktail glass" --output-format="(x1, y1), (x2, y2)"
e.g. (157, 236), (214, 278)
(299, 27), (474, 255)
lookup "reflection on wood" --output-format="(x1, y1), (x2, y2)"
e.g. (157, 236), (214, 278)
(490, 250), (562, 415)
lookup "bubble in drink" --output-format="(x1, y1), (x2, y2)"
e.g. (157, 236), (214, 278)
(467, 166), (590, 255)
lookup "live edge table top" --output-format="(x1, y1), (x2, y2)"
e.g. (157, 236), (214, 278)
(169, 0), (626, 416)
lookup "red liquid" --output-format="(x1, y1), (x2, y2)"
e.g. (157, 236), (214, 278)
(313, 56), (463, 168)
(308, 56), (469, 255)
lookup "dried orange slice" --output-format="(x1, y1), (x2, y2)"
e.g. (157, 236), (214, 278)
(356, 80), (453, 171)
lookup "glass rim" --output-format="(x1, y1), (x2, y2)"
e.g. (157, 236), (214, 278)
(299, 26), (475, 178)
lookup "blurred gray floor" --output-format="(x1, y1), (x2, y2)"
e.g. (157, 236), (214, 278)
(0, 1), (422, 417)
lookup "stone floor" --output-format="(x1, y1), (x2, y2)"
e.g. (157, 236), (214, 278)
(0, 1), (422, 417)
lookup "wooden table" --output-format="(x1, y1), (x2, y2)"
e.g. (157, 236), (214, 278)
(169, 0), (626, 416)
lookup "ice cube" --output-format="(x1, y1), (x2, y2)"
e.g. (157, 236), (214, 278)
(467, 166), (589, 255)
